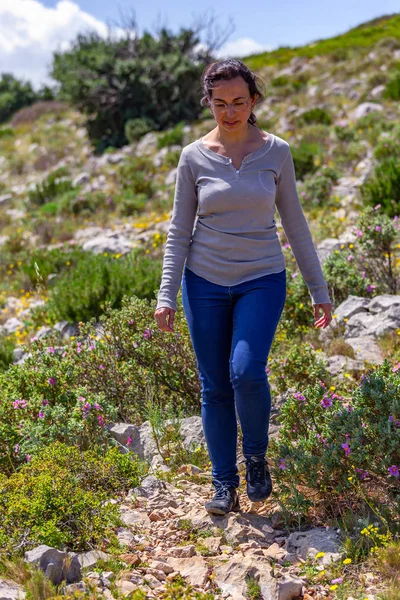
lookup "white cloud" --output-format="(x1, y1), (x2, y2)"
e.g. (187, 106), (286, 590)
(215, 37), (273, 59)
(0, 0), (109, 88)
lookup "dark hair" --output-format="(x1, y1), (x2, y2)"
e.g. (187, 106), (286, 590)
(200, 58), (265, 126)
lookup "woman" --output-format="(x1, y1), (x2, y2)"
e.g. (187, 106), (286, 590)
(154, 58), (332, 516)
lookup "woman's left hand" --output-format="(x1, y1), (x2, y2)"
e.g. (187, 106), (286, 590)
(313, 303), (333, 329)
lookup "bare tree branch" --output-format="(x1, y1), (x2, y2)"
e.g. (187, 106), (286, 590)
(188, 9), (236, 54)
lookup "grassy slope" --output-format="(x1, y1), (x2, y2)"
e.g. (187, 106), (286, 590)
(244, 12), (400, 70)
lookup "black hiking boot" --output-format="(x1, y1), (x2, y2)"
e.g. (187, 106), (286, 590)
(204, 482), (240, 515)
(245, 456), (272, 502)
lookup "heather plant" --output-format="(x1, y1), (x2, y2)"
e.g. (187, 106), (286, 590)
(269, 359), (400, 527)
(360, 156), (400, 218)
(72, 294), (200, 422)
(44, 248), (162, 323)
(0, 346), (119, 473)
(0, 441), (146, 556)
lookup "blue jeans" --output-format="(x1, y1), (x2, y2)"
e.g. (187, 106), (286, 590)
(181, 265), (287, 488)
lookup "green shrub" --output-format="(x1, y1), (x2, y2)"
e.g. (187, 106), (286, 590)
(360, 157), (400, 218)
(297, 107), (332, 126)
(17, 246), (89, 289)
(374, 136), (400, 161)
(46, 248), (162, 323)
(117, 156), (155, 197)
(28, 167), (73, 207)
(125, 117), (156, 143)
(0, 127), (14, 139)
(269, 342), (330, 393)
(334, 124), (356, 142)
(115, 190), (148, 216)
(351, 207), (400, 293)
(291, 142), (323, 181)
(270, 360), (400, 526)
(279, 266), (314, 338)
(157, 122), (185, 149)
(0, 441), (146, 555)
(323, 252), (374, 306)
(57, 190), (107, 216)
(164, 149), (181, 168)
(299, 174), (334, 208)
(384, 70), (400, 101)
(0, 334), (15, 373)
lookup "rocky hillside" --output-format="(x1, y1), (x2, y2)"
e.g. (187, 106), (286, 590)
(0, 13), (400, 600)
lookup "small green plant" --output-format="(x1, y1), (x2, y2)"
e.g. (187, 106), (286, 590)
(157, 122), (185, 149)
(361, 157), (400, 218)
(245, 573), (263, 599)
(384, 69), (400, 101)
(291, 141), (323, 181)
(28, 167), (73, 207)
(297, 107), (332, 126)
(125, 117), (156, 142)
(0, 334), (15, 372)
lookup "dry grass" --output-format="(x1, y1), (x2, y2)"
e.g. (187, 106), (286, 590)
(326, 338), (356, 358)
(11, 101), (69, 127)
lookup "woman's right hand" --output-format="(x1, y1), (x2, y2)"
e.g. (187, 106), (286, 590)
(154, 307), (176, 333)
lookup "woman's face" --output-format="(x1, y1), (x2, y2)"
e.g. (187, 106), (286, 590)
(209, 76), (256, 132)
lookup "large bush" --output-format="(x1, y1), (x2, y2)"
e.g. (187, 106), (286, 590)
(51, 24), (213, 152)
(45, 248), (163, 323)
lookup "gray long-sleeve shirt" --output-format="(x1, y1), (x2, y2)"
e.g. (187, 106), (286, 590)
(156, 132), (331, 311)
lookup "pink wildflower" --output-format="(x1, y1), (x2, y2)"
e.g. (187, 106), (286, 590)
(341, 442), (351, 456)
(321, 396), (333, 408)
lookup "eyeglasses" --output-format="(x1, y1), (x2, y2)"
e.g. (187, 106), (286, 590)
(210, 97), (252, 112)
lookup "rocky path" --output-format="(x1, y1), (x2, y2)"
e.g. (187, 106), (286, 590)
(64, 465), (339, 599)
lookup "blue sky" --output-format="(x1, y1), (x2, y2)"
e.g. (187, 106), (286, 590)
(39, 0), (400, 51)
(0, 0), (399, 87)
